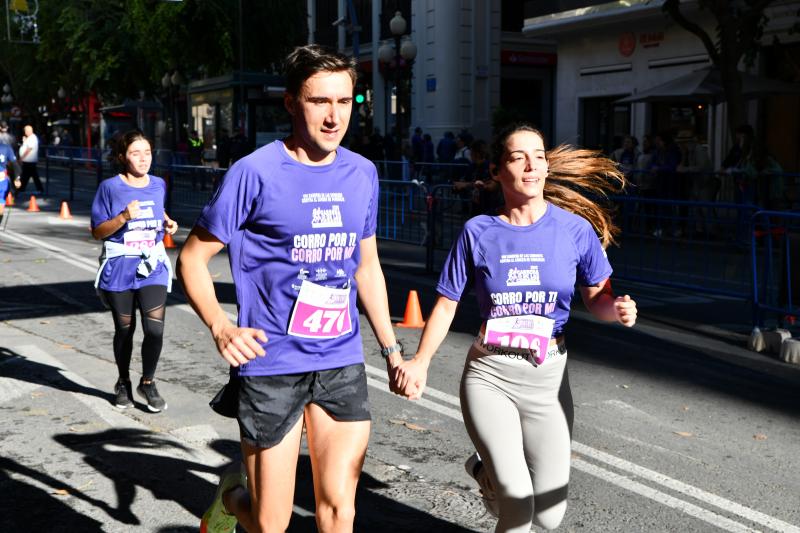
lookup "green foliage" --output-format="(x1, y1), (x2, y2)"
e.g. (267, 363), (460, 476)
(0, 0), (307, 107)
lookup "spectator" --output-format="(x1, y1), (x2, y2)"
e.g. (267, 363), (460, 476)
(188, 129), (204, 166)
(437, 131), (457, 163)
(454, 132), (472, 164)
(17, 125), (43, 195)
(216, 128), (231, 169)
(611, 135), (640, 183)
(675, 130), (715, 233)
(647, 132), (681, 237)
(411, 126), (424, 163)
(0, 121), (15, 147)
(229, 128), (250, 164)
(722, 124), (783, 208)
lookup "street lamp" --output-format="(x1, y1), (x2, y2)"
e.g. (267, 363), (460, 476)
(162, 71), (183, 149)
(378, 11), (417, 158)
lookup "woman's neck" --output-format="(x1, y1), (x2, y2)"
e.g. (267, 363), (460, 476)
(499, 200), (547, 226)
(121, 172), (149, 187)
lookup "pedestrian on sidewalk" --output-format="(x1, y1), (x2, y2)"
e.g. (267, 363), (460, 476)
(393, 123), (638, 532)
(90, 129), (178, 413)
(17, 124), (43, 195)
(177, 44), (402, 533)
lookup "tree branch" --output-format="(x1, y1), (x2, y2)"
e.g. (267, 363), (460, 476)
(663, 0), (720, 64)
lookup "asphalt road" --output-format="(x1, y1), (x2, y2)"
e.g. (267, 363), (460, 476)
(1, 200), (799, 532)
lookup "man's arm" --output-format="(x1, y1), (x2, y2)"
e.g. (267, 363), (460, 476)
(177, 226), (266, 366)
(354, 235), (404, 374)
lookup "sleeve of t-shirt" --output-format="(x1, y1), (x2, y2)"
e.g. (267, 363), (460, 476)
(90, 181), (112, 230)
(575, 219), (613, 286)
(362, 165), (379, 239)
(195, 159), (262, 244)
(436, 225), (474, 301)
(7, 146), (16, 162)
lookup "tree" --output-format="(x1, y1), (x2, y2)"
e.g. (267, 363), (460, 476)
(662, 0), (776, 139)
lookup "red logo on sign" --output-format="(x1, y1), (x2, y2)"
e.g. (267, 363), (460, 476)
(619, 32), (636, 57)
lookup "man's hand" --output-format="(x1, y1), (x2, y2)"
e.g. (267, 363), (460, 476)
(384, 351), (404, 394)
(393, 357), (430, 400)
(211, 319), (268, 367)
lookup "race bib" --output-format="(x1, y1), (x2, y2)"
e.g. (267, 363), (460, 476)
(484, 315), (555, 365)
(287, 280), (352, 339)
(123, 229), (156, 250)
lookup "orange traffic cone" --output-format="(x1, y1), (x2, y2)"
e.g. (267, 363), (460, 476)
(163, 232), (176, 249)
(396, 290), (426, 328)
(5, 192), (14, 207)
(27, 195), (40, 212)
(59, 201), (72, 219)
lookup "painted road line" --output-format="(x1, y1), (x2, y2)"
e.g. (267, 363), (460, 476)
(366, 364), (798, 533)
(7, 225), (797, 532)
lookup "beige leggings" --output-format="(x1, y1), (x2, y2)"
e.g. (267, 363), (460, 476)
(460, 340), (573, 532)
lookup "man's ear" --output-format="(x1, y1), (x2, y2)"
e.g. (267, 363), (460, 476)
(284, 93), (295, 116)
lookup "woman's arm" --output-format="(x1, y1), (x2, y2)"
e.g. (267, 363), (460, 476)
(177, 226), (266, 366)
(163, 212), (178, 235)
(579, 278), (637, 326)
(394, 295), (459, 400)
(91, 200), (140, 240)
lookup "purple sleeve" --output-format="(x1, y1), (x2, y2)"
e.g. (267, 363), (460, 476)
(90, 182), (112, 230)
(575, 221), (613, 286)
(196, 161), (262, 244)
(362, 167), (379, 239)
(436, 226), (473, 301)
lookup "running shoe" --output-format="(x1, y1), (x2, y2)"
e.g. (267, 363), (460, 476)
(200, 468), (246, 533)
(464, 452), (499, 517)
(136, 378), (167, 412)
(113, 378), (133, 409)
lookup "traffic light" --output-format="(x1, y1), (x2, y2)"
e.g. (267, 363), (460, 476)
(354, 82), (366, 106)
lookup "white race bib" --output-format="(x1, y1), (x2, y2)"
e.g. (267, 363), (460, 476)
(485, 315), (555, 366)
(287, 280), (352, 339)
(123, 229), (156, 250)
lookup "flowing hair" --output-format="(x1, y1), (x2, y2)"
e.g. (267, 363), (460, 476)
(491, 123), (627, 247)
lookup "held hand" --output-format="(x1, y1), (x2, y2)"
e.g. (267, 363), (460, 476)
(212, 321), (268, 367)
(614, 294), (637, 327)
(384, 352), (404, 395)
(123, 200), (141, 221)
(394, 357), (429, 400)
(13, 178), (21, 189)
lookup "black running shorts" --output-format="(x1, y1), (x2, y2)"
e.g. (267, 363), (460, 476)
(235, 363), (370, 449)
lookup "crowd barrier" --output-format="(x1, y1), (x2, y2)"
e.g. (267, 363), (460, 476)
(750, 210), (800, 327)
(38, 151), (799, 328)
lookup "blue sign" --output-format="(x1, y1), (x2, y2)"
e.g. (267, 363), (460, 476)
(426, 78), (436, 92)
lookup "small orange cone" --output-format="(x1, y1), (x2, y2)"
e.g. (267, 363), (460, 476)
(59, 201), (72, 219)
(163, 232), (176, 249)
(27, 195), (40, 212)
(5, 192), (14, 206)
(396, 290), (426, 328)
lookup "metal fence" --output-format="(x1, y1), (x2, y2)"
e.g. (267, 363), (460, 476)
(750, 210), (800, 327)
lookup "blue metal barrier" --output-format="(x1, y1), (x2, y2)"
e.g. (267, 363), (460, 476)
(375, 180), (429, 246)
(750, 210), (800, 328)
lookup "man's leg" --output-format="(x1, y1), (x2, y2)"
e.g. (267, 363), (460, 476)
(304, 403), (370, 533)
(224, 416), (305, 533)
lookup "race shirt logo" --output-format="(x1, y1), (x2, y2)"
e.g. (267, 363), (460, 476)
(311, 205), (343, 228)
(506, 265), (541, 286)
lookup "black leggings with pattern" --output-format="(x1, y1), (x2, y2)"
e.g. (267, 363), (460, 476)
(100, 285), (167, 382)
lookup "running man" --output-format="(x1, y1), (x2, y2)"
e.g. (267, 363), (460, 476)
(0, 137), (19, 220)
(178, 45), (403, 533)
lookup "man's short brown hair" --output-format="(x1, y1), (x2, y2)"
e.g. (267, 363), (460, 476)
(284, 44), (357, 97)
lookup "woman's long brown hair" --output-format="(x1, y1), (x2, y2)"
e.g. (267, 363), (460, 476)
(491, 123), (627, 247)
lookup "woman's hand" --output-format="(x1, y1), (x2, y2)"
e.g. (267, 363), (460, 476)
(123, 200), (140, 221)
(163, 214), (178, 235)
(614, 294), (637, 327)
(211, 319), (268, 367)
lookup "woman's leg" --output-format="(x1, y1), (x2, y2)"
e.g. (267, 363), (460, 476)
(304, 403), (370, 533)
(102, 289), (137, 381)
(135, 284), (167, 380)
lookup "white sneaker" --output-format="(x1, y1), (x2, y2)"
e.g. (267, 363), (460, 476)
(464, 452), (499, 517)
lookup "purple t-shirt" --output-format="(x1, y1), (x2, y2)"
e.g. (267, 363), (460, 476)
(196, 140), (379, 376)
(91, 175), (169, 291)
(437, 204), (612, 337)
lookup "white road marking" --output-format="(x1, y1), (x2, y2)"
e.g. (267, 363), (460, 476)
(4, 225), (798, 532)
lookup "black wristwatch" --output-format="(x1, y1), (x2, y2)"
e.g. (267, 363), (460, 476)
(380, 341), (404, 358)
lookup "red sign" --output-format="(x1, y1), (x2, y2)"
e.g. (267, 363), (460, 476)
(501, 50), (557, 67)
(619, 32), (636, 57)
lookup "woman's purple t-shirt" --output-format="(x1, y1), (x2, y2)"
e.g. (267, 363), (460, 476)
(196, 141), (379, 376)
(437, 204), (612, 337)
(91, 175), (169, 291)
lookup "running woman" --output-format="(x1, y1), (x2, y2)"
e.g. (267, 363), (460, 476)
(0, 139), (19, 220)
(91, 130), (178, 413)
(394, 123), (638, 531)
(178, 45), (402, 533)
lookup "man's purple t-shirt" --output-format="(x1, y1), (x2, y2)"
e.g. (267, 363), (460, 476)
(437, 204), (612, 337)
(196, 140), (379, 376)
(91, 175), (169, 291)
